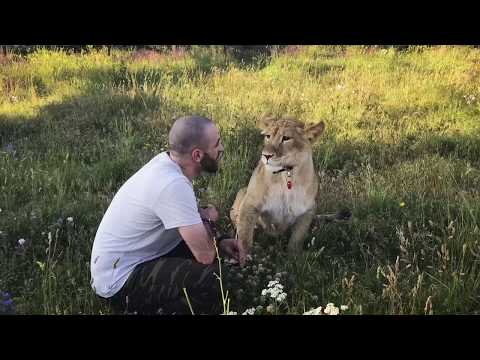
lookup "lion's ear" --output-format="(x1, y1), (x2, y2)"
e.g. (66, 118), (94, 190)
(257, 116), (275, 131)
(305, 121), (325, 142)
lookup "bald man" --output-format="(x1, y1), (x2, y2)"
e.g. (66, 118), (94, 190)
(90, 116), (239, 314)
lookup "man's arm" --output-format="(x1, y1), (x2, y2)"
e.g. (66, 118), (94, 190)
(153, 180), (217, 264)
(178, 223), (216, 264)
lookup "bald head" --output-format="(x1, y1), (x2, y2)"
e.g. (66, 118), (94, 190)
(168, 116), (215, 155)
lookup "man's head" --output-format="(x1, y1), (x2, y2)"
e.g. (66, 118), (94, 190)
(168, 115), (224, 174)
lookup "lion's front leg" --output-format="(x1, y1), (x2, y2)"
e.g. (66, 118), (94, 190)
(230, 187), (247, 228)
(287, 209), (315, 254)
(236, 202), (260, 264)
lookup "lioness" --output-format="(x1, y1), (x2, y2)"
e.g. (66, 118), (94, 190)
(230, 116), (325, 265)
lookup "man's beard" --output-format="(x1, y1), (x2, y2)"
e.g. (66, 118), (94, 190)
(200, 152), (220, 173)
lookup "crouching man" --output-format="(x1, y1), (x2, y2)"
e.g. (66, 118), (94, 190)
(90, 115), (239, 314)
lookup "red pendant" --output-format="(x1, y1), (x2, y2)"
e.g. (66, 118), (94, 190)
(287, 180), (292, 189)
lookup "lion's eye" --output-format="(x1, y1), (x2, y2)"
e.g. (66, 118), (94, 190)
(265, 135), (271, 140)
(282, 136), (291, 142)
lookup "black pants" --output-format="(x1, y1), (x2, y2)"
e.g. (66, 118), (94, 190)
(108, 241), (222, 315)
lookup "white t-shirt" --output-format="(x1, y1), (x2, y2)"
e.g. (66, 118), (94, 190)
(90, 152), (202, 298)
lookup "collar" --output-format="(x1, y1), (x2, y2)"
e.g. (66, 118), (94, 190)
(272, 166), (293, 174)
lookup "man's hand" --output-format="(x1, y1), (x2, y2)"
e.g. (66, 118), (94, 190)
(218, 238), (240, 261)
(200, 204), (219, 222)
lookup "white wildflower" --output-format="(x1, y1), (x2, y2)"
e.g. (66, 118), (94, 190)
(261, 279), (287, 302)
(242, 308), (256, 315)
(303, 306), (323, 315)
(266, 304), (274, 313)
(225, 311), (237, 315)
(464, 94), (476, 105)
(268, 280), (279, 288)
(67, 217), (74, 223)
(324, 303), (340, 315)
(330, 307), (339, 315)
(340, 305), (349, 311)
(18, 238), (26, 246)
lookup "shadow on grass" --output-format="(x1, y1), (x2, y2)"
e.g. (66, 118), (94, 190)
(313, 129), (480, 175)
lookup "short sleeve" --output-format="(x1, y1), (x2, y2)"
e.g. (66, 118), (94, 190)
(152, 178), (202, 229)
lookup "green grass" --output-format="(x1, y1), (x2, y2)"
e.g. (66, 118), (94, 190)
(1, 45), (480, 315)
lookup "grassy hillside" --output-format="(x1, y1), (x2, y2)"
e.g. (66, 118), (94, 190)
(1, 45), (479, 314)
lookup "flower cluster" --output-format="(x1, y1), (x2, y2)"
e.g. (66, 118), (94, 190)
(303, 303), (348, 315)
(464, 94), (476, 105)
(303, 306), (323, 315)
(242, 307), (256, 315)
(324, 303), (340, 315)
(261, 280), (287, 302)
(224, 258), (238, 265)
(219, 242), (291, 314)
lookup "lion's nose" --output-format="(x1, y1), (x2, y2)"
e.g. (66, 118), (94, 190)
(263, 153), (274, 161)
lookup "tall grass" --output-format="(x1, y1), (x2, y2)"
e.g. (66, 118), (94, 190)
(1, 45), (479, 314)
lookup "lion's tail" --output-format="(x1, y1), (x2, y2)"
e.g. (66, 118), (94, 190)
(316, 208), (352, 224)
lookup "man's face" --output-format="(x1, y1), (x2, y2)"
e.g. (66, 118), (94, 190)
(199, 125), (224, 174)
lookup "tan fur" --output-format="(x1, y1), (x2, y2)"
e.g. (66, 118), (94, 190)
(230, 117), (325, 255)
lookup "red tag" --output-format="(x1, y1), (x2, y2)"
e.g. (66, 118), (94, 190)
(287, 180), (292, 189)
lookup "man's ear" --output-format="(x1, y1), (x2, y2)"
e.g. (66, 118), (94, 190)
(305, 121), (325, 143)
(257, 116), (275, 131)
(191, 148), (203, 163)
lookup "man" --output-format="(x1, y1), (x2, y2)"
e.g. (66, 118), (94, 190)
(90, 115), (240, 315)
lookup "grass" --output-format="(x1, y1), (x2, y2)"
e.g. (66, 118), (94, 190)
(1, 45), (480, 315)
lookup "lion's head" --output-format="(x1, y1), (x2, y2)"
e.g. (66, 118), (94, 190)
(257, 116), (325, 170)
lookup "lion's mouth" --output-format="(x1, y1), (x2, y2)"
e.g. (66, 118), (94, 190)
(264, 156), (287, 165)
(264, 164), (285, 174)
(263, 156), (292, 171)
